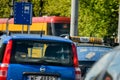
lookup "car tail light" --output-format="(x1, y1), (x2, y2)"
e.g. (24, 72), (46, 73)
(104, 72), (112, 80)
(105, 76), (112, 80)
(72, 44), (81, 80)
(75, 67), (81, 80)
(0, 40), (13, 80)
(0, 63), (8, 80)
(0, 63), (8, 76)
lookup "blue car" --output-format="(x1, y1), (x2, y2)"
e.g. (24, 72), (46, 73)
(69, 36), (112, 78)
(77, 44), (112, 78)
(0, 34), (81, 80)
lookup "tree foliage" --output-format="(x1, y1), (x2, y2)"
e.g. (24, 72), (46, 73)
(0, 0), (119, 37)
(43, 0), (71, 17)
(79, 0), (119, 37)
(0, 0), (10, 17)
(28, 0), (71, 17)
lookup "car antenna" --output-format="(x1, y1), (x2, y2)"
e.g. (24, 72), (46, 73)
(40, 31), (42, 37)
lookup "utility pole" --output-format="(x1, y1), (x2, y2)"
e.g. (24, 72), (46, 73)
(39, 0), (44, 16)
(6, 0), (14, 35)
(70, 0), (79, 36)
(118, 4), (120, 44)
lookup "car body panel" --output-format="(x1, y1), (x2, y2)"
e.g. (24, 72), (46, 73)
(7, 64), (75, 80)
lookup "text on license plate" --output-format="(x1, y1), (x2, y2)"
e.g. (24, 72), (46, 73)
(27, 75), (60, 80)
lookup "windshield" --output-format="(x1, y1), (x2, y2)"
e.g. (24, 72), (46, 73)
(11, 40), (73, 66)
(77, 46), (112, 61)
(54, 23), (70, 36)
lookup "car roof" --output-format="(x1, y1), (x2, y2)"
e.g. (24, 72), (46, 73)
(0, 34), (73, 44)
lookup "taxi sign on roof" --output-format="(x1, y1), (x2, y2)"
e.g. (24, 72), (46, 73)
(70, 36), (103, 44)
(80, 37), (89, 42)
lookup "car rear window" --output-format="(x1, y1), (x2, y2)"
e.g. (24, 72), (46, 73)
(10, 40), (73, 66)
(77, 46), (112, 61)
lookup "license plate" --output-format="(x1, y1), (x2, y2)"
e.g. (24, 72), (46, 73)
(27, 75), (59, 80)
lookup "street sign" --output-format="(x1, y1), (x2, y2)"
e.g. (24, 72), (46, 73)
(14, 2), (32, 25)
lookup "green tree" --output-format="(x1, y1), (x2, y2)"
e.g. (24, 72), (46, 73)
(42, 0), (71, 17)
(27, 0), (71, 17)
(0, 0), (119, 38)
(79, 0), (119, 37)
(0, 0), (10, 17)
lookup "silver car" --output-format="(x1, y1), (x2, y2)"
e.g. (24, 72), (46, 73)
(85, 45), (120, 80)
